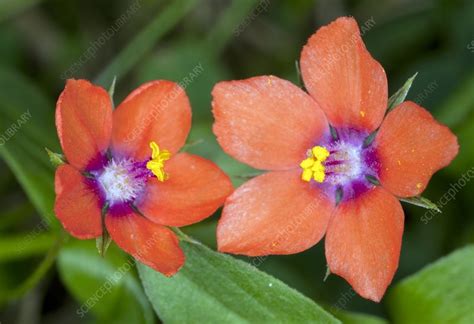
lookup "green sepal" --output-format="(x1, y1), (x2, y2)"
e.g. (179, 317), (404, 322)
(45, 147), (65, 168)
(387, 72), (418, 112)
(96, 202), (112, 257)
(399, 196), (441, 213)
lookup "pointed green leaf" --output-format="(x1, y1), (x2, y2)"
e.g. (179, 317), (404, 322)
(108, 76), (117, 107)
(97, 202), (111, 257)
(363, 130), (377, 148)
(137, 241), (339, 323)
(400, 196), (441, 213)
(388, 245), (474, 323)
(45, 147), (65, 167)
(96, 231), (112, 257)
(365, 174), (381, 186)
(387, 73), (418, 112)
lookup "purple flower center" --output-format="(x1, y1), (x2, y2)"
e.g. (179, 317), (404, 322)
(86, 156), (153, 213)
(310, 128), (380, 203)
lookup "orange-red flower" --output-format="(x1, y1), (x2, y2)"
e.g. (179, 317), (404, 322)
(212, 17), (458, 301)
(54, 79), (233, 276)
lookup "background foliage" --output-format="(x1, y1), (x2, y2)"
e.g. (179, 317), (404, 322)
(0, 0), (473, 323)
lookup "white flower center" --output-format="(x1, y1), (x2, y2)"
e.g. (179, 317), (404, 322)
(96, 159), (148, 205)
(325, 142), (363, 186)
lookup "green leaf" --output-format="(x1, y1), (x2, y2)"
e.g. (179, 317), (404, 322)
(388, 245), (474, 323)
(0, 67), (59, 227)
(96, 230), (112, 257)
(399, 196), (441, 213)
(331, 309), (388, 324)
(387, 73), (417, 112)
(137, 241), (339, 323)
(95, 0), (199, 87)
(45, 147), (65, 167)
(57, 240), (154, 324)
(108, 76), (117, 107)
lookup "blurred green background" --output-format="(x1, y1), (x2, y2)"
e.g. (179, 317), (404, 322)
(0, 0), (473, 323)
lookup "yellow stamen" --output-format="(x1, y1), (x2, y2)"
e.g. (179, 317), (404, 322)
(300, 145), (329, 183)
(146, 141), (171, 182)
(312, 146), (330, 161)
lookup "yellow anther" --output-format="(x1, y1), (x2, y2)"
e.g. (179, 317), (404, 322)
(300, 158), (315, 169)
(146, 141), (171, 182)
(313, 170), (326, 183)
(311, 161), (325, 172)
(300, 146), (330, 183)
(301, 169), (313, 182)
(360, 110), (366, 117)
(312, 146), (330, 161)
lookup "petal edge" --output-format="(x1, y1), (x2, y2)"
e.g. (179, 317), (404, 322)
(217, 170), (334, 256)
(212, 76), (328, 170)
(300, 16), (387, 132)
(325, 187), (404, 302)
(138, 153), (233, 227)
(376, 101), (459, 197)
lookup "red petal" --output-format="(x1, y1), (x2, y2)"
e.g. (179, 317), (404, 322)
(217, 170), (334, 256)
(138, 153), (233, 227)
(56, 79), (112, 170)
(112, 81), (191, 160)
(54, 164), (102, 239)
(212, 76), (328, 170)
(376, 101), (459, 197)
(106, 212), (185, 276)
(300, 17), (387, 132)
(325, 187), (404, 302)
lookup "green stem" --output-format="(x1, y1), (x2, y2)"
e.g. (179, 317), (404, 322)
(0, 231), (67, 303)
(95, 0), (199, 87)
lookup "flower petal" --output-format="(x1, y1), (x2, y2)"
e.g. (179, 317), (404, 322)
(138, 153), (233, 227)
(212, 76), (328, 170)
(375, 101), (459, 197)
(112, 81), (191, 160)
(300, 16), (387, 132)
(217, 170), (334, 256)
(56, 79), (112, 170)
(106, 211), (185, 276)
(325, 187), (404, 302)
(54, 164), (102, 239)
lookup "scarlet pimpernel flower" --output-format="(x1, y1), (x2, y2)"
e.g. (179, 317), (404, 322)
(54, 79), (233, 276)
(212, 17), (458, 301)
